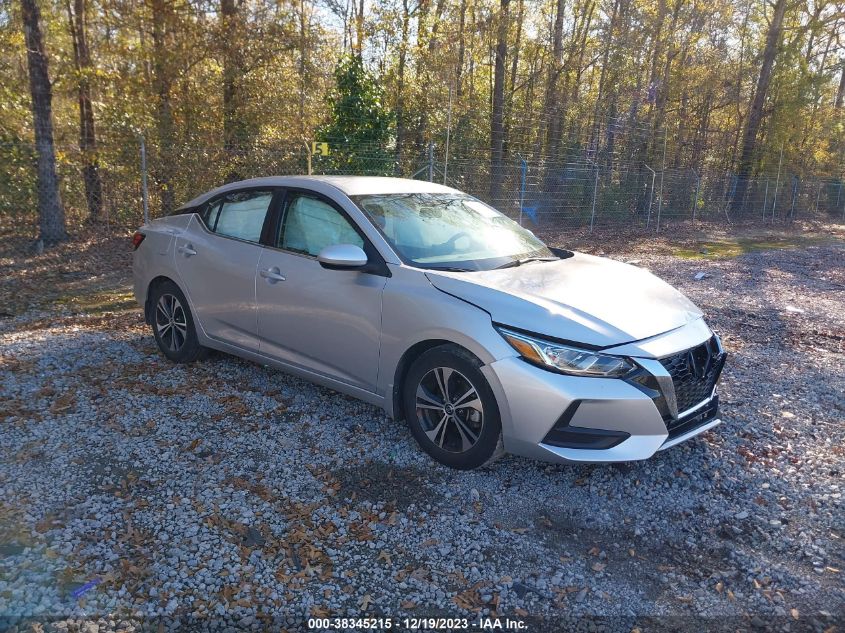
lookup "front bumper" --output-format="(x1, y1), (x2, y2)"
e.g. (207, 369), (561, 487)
(482, 328), (725, 464)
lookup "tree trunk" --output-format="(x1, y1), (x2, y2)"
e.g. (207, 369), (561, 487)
(21, 0), (66, 243)
(222, 0), (245, 151)
(151, 0), (175, 214)
(728, 0), (752, 178)
(651, 0), (681, 150)
(508, 0), (523, 95)
(355, 0), (364, 57)
(542, 0), (565, 162)
(731, 0), (788, 212)
(427, 0), (447, 52)
(505, 0), (523, 150)
(413, 0), (431, 150)
(395, 0), (410, 170)
(565, 0), (595, 142)
(490, 0), (510, 203)
(298, 0), (309, 143)
(589, 0), (620, 159)
(456, 0), (466, 97)
(835, 64), (845, 109)
(66, 0), (103, 222)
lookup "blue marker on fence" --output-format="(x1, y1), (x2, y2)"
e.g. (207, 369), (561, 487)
(71, 577), (101, 599)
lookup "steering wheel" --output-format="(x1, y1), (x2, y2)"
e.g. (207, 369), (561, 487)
(444, 231), (473, 251)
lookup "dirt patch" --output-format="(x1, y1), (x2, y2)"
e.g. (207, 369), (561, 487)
(332, 461), (443, 510)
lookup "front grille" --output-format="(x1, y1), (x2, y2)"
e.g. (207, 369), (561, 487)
(660, 336), (726, 415)
(666, 395), (719, 440)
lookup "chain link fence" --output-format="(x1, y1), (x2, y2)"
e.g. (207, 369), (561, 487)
(2, 136), (844, 256)
(443, 155), (845, 232)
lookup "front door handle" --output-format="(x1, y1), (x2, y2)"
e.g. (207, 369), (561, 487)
(177, 244), (197, 257)
(259, 267), (286, 283)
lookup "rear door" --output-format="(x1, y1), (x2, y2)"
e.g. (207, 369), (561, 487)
(255, 189), (388, 391)
(174, 188), (278, 351)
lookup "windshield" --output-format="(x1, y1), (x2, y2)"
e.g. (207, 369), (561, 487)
(352, 193), (554, 271)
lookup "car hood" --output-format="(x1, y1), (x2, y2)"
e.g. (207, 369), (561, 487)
(424, 252), (703, 348)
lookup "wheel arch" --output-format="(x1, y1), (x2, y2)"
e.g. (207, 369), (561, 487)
(144, 275), (181, 325)
(391, 339), (484, 423)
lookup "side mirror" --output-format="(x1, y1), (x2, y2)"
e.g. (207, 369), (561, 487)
(317, 244), (368, 270)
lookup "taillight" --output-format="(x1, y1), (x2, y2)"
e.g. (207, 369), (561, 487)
(132, 232), (146, 250)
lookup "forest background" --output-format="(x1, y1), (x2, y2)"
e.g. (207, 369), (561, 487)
(2, 0), (844, 242)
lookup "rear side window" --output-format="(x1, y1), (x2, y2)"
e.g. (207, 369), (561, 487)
(204, 190), (274, 243)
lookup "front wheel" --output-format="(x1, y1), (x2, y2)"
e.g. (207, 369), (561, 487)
(403, 345), (504, 470)
(150, 280), (207, 363)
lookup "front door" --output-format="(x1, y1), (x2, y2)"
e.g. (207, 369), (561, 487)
(174, 188), (276, 351)
(255, 190), (387, 391)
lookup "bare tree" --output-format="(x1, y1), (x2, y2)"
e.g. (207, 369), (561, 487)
(731, 0), (788, 212)
(395, 0), (413, 169)
(21, 0), (66, 243)
(150, 0), (175, 214)
(542, 0), (566, 162)
(221, 0), (244, 151)
(490, 0), (510, 202)
(456, 0), (467, 96)
(66, 0), (104, 222)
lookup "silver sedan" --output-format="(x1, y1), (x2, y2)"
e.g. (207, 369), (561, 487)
(132, 176), (726, 469)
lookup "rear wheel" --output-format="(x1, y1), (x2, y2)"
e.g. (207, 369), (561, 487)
(403, 345), (503, 470)
(150, 281), (207, 363)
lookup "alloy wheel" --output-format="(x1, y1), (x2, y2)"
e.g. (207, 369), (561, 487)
(415, 367), (484, 453)
(155, 293), (188, 353)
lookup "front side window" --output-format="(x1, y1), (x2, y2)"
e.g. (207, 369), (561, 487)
(352, 193), (552, 271)
(204, 190), (274, 243)
(279, 193), (364, 256)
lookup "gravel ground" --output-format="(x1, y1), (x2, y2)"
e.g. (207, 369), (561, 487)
(0, 235), (843, 632)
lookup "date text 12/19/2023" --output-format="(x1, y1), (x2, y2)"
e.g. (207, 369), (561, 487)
(307, 617), (529, 630)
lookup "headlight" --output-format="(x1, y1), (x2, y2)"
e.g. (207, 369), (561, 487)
(496, 327), (635, 377)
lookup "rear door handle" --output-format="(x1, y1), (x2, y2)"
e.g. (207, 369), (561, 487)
(260, 267), (286, 283)
(177, 244), (197, 257)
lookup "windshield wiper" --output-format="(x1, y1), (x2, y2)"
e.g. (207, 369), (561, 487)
(494, 256), (559, 270)
(426, 266), (475, 272)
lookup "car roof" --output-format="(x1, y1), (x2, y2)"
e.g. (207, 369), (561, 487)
(178, 175), (462, 210)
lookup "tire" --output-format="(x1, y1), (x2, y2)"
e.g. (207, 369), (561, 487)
(149, 280), (207, 364)
(403, 345), (504, 470)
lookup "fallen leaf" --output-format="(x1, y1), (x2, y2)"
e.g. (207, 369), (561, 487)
(791, 608), (799, 620)
(400, 600), (417, 609)
(377, 550), (392, 565)
(49, 393), (76, 414)
(453, 588), (481, 610)
(591, 562), (606, 572)
(360, 594), (373, 610)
